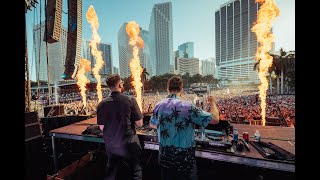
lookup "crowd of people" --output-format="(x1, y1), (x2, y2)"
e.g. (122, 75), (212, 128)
(31, 85), (295, 126)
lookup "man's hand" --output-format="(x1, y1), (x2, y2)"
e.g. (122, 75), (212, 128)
(207, 95), (219, 124)
(207, 95), (216, 104)
(149, 123), (157, 129)
(135, 119), (143, 127)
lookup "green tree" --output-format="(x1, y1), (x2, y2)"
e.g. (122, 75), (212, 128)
(202, 74), (218, 84)
(123, 76), (133, 91)
(270, 48), (295, 94)
(141, 67), (149, 93)
(254, 48), (295, 94)
(182, 72), (191, 88)
(191, 74), (202, 84)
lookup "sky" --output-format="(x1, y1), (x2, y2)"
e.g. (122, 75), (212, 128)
(26, 0), (295, 81)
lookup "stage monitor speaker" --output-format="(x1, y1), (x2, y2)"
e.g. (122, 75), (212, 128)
(44, 105), (65, 117)
(63, 0), (82, 80)
(266, 117), (282, 126)
(44, 0), (62, 43)
(25, 111), (38, 125)
(238, 116), (245, 121)
(25, 135), (47, 180)
(25, 111), (43, 142)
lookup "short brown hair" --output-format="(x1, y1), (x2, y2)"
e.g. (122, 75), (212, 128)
(106, 74), (121, 87)
(168, 76), (183, 92)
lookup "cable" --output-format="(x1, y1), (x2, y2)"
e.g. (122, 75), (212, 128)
(44, 0), (51, 105)
(30, 6), (36, 82)
(145, 150), (153, 167)
(145, 132), (158, 167)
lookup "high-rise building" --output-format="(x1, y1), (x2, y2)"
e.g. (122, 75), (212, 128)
(118, 23), (130, 78)
(178, 42), (194, 58)
(200, 57), (216, 76)
(215, 0), (260, 84)
(33, 23), (67, 82)
(81, 39), (91, 61)
(149, 2), (173, 76)
(81, 39), (92, 80)
(99, 43), (113, 79)
(113, 66), (119, 75)
(81, 40), (113, 81)
(177, 58), (200, 76)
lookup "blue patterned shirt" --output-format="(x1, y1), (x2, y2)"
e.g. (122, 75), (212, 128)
(150, 94), (212, 149)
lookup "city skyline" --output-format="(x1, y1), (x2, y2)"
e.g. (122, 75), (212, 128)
(26, 0), (294, 81)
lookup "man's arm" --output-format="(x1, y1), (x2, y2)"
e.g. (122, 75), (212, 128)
(149, 121), (157, 129)
(207, 96), (219, 124)
(99, 125), (104, 131)
(135, 119), (143, 127)
(131, 97), (143, 127)
(97, 103), (105, 131)
(149, 107), (159, 129)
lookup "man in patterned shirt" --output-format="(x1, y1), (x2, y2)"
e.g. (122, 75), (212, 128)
(149, 76), (219, 180)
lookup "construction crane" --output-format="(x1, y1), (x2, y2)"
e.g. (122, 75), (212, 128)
(25, 0), (38, 112)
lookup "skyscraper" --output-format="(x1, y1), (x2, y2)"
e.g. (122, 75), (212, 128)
(177, 58), (200, 76)
(33, 23), (67, 82)
(81, 39), (91, 61)
(215, 0), (260, 84)
(99, 43), (113, 79)
(118, 23), (131, 78)
(200, 57), (216, 76)
(149, 2), (173, 76)
(113, 66), (119, 74)
(81, 40), (113, 81)
(178, 42), (194, 58)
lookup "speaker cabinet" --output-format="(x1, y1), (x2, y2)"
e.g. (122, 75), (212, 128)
(25, 112), (46, 180)
(43, 105), (65, 117)
(44, 0), (62, 43)
(25, 137), (47, 180)
(25, 112), (42, 141)
(64, 0), (82, 80)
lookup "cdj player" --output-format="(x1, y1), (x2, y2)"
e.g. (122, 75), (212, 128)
(137, 114), (233, 153)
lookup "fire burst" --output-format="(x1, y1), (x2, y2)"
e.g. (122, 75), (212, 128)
(86, 5), (104, 102)
(76, 58), (91, 107)
(126, 21), (144, 111)
(251, 0), (279, 126)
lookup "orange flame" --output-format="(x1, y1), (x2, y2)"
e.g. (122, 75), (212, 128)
(126, 21), (144, 111)
(76, 58), (91, 107)
(86, 5), (104, 103)
(251, 0), (279, 126)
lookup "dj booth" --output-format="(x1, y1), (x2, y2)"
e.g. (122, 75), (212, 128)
(49, 117), (295, 176)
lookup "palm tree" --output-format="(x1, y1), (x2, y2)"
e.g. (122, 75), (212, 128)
(254, 48), (295, 94)
(141, 67), (149, 93)
(269, 48), (295, 94)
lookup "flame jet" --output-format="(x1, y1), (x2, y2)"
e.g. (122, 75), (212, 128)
(251, 0), (279, 126)
(126, 21), (144, 111)
(76, 58), (91, 107)
(86, 5), (104, 102)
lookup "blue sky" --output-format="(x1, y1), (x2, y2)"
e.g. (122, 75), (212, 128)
(26, 0), (295, 81)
